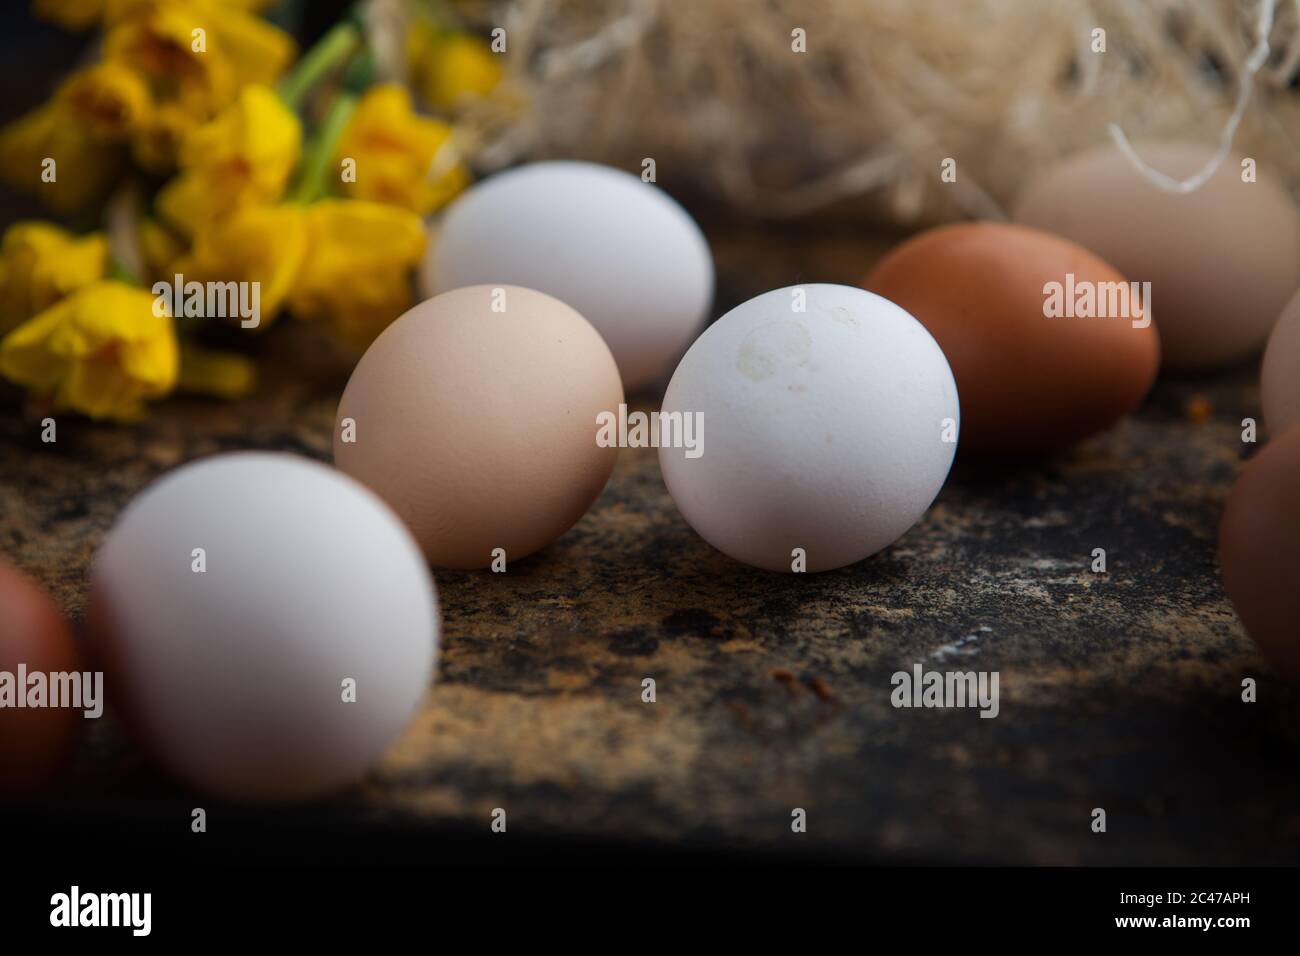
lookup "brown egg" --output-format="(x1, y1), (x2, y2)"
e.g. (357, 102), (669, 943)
(1219, 425), (1300, 680)
(864, 222), (1160, 456)
(0, 560), (82, 794)
(335, 285), (624, 569)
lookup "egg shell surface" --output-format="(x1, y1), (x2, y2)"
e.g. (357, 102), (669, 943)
(1262, 287), (1300, 437)
(0, 560), (83, 794)
(1219, 425), (1300, 680)
(1013, 141), (1300, 369)
(659, 284), (958, 573)
(335, 285), (623, 569)
(89, 452), (439, 804)
(422, 160), (714, 391)
(864, 221), (1160, 456)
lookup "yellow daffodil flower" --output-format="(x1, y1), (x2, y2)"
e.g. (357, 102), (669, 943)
(36, 0), (275, 29)
(178, 341), (256, 398)
(0, 101), (124, 212)
(136, 217), (185, 282)
(291, 199), (427, 349)
(131, 102), (199, 173)
(103, 0), (273, 23)
(408, 27), (503, 111)
(0, 280), (179, 421)
(191, 0), (295, 89)
(156, 84), (300, 236)
(0, 222), (109, 333)
(103, 7), (228, 116)
(0, 60), (149, 208)
(56, 62), (152, 140)
(104, 2), (294, 119)
(173, 204), (307, 327)
(332, 84), (469, 216)
(32, 0), (103, 30)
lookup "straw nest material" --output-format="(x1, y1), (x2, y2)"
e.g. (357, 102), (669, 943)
(442, 0), (1300, 224)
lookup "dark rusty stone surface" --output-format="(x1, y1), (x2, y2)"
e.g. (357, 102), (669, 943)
(2, 224), (1298, 865)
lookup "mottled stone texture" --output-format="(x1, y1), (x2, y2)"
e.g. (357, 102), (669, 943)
(2, 224), (1297, 864)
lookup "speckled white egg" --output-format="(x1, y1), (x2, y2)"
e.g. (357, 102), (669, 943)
(90, 452), (439, 804)
(659, 284), (959, 572)
(421, 160), (714, 392)
(1263, 287), (1300, 437)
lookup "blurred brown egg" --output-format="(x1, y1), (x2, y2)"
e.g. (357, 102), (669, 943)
(1262, 286), (1300, 437)
(1219, 425), (1300, 680)
(0, 560), (82, 794)
(864, 222), (1160, 456)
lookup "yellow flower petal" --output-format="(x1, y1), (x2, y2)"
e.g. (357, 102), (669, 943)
(333, 83), (470, 215)
(32, 0), (103, 30)
(137, 217), (185, 281)
(120, 2), (292, 69)
(180, 84), (299, 193)
(131, 103), (198, 173)
(175, 203), (307, 327)
(158, 84), (300, 237)
(178, 342), (256, 398)
(104, 0), (275, 25)
(0, 302), (72, 389)
(155, 173), (218, 237)
(104, 8), (232, 115)
(0, 222), (109, 333)
(200, 2), (295, 88)
(291, 200), (427, 349)
(61, 356), (144, 420)
(0, 103), (122, 212)
(409, 29), (503, 111)
(120, 325), (180, 390)
(102, 3), (293, 117)
(0, 280), (178, 421)
(56, 62), (152, 140)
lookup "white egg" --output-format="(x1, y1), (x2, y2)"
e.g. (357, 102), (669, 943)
(658, 284), (959, 572)
(1263, 287), (1300, 437)
(421, 160), (714, 392)
(90, 453), (438, 804)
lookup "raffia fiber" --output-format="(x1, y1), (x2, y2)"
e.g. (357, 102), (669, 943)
(446, 0), (1300, 224)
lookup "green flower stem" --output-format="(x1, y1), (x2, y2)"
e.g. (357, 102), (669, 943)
(341, 45), (375, 95)
(278, 21), (362, 111)
(293, 93), (358, 204)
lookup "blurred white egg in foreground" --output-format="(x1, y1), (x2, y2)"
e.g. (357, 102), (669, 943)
(659, 284), (959, 572)
(422, 160), (714, 391)
(90, 452), (438, 804)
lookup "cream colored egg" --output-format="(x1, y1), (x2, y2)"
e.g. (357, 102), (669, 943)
(1014, 142), (1300, 369)
(335, 285), (623, 568)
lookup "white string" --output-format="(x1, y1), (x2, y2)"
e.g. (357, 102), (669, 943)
(1108, 0), (1276, 194)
